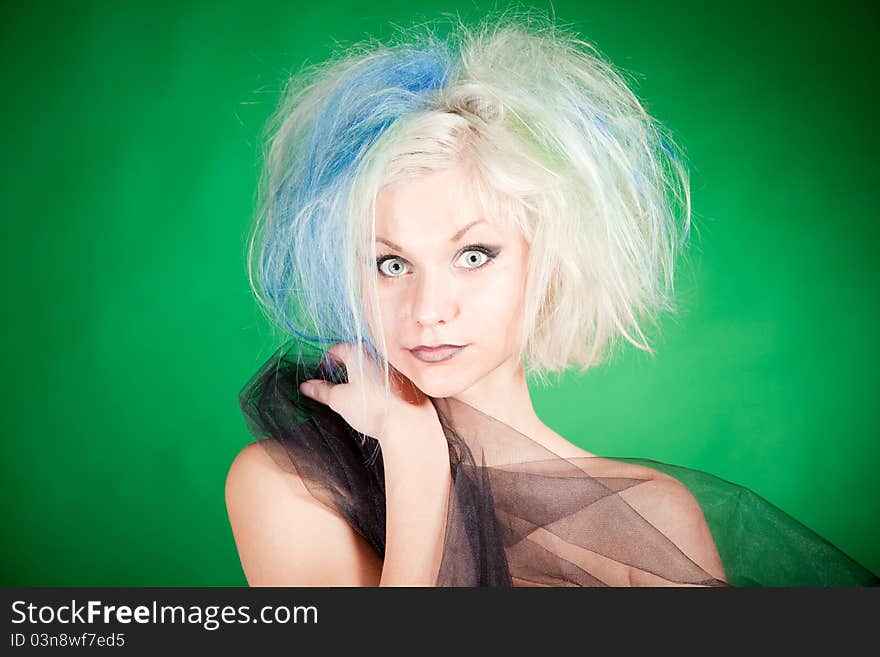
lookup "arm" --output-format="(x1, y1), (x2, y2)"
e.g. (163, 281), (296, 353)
(378, 416), (452, 586)
(291, 342), (454, 585)
(225, 442), (383, 586)
(225, 419), (453, 587)
(620, 476), (727, 586)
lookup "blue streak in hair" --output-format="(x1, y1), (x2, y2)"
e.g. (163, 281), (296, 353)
(262, 45), (454, 348)
(591, 113), (611, 138)
(659, 137), (677, 161)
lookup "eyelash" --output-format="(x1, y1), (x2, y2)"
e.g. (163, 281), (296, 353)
(376, 243), (500, 278)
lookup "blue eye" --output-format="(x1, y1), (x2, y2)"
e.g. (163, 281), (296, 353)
(456, 248), (491, 269)
(377, 257), (410, 277)
(376, 244), (500, 278)
(455, 244), (500, 271)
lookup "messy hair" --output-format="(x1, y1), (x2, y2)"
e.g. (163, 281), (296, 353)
(246, 9), (693, 429)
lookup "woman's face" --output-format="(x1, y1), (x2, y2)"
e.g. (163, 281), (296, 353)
(369, 165), (531, 399)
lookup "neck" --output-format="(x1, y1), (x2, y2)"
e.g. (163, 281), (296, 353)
(451, 356), (544, 440)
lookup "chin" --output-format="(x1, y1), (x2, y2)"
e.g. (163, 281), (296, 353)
(399, 367), (476, 399)
(400, 373), (456, 398)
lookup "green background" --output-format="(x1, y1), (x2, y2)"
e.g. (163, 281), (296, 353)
(2, 0), (877, 585)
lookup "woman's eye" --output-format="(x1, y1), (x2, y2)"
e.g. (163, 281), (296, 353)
(456, 249), (490, 269)
(376, 246), (498, 278)
(377, 257), (410, 277)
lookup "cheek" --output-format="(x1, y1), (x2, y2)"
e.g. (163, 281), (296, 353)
(475, 264), (527, 338)
(372, 286), (407, 362)
(360, 280), (397, 356)
(375, 286), (399, 327)
(487, 302), (522, 354)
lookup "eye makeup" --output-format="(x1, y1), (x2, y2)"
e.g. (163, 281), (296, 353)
(376, 243), (502, 277)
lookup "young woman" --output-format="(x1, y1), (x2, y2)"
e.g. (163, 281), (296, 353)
(226, 13), (878, 587)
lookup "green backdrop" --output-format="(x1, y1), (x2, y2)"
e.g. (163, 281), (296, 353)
(1, 0), (877, 585)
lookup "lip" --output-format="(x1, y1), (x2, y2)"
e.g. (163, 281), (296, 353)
(409, 344), (467, 363)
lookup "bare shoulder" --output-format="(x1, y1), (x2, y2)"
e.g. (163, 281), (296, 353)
(616, 468), (727, 585)
(225, 442), (383, 586)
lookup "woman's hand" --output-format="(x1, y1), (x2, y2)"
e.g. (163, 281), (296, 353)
(299, 341), (452, 586)
(298, 342), (441, 447)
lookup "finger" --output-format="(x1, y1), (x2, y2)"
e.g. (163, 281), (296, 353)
(299, 378), (335, 405)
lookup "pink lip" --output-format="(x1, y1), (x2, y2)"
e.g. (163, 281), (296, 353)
(409, 345), (467, 363)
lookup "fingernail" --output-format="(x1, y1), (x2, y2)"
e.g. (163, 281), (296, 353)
(300, 382), (312, 396)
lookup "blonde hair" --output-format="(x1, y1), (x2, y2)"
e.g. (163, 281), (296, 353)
(246, 9), (693, 435)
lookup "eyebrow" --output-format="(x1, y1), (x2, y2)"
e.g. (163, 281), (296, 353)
(375, 219), (487, 251)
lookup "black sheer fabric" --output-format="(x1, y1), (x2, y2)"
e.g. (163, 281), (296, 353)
(238, 344), (879, 587)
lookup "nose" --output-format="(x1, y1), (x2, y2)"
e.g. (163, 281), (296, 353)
(409, 268), (457, 327)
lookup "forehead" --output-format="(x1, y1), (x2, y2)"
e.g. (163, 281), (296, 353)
(374, 167), (510, 236)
